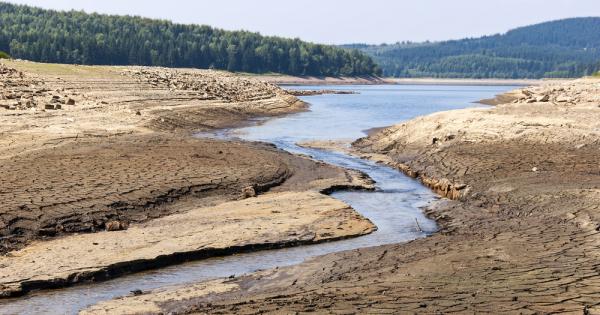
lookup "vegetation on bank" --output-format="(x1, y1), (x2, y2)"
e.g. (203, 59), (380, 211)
(345, 18), (600, 79)
(0, 50), (10, 59)
(0, 2), (380, 76)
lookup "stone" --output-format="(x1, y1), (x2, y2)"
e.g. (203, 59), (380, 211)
(536, 94), (550, 102)
(105, 220), (129, 231)
(66, 98), (75, 105)
(241, 186), (256, 198)
(556, 96), (573, 103)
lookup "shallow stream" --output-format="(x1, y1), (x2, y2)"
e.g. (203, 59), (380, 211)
(0, 84), (516, 314)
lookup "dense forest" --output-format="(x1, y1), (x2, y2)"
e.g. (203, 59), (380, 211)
(345, 18), (600, 78)
(0, 2), (380, 76)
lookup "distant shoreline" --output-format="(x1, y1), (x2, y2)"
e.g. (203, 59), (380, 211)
(245, 74), (387, 85)
(387, 78), (547, 86)
(249, 74), (556, 86)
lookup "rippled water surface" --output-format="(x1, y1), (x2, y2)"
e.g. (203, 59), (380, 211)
(0, 84), (517, 314)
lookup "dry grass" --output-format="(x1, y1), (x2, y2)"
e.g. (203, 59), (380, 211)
(3, 60), (124, 78)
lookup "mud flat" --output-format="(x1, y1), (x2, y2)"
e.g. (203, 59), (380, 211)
(89, 78), (600, 314)
(0, 60), (376, 295)
(0, 191), (374, 297)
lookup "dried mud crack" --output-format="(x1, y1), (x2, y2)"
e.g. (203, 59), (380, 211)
(83, 78), (600, 314)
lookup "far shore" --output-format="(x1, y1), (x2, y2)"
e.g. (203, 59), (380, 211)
(246, 73), (562, 86)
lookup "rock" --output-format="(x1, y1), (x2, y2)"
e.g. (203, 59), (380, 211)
(556, 96), (573, 103)
(66, 98), (75, 105)
(241, 186), (256, 198)
(531, 167), (538, 172)
(44, 104), (56, 110)
(536, 95), (550, 102)
(130, 289), (143, 296)
(135, 110), (141, 116)
(105, 220), (129, 231)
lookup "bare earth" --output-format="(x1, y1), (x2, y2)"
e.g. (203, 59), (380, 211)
(0, 61), (376, 296)
(90, 78), (600, 314)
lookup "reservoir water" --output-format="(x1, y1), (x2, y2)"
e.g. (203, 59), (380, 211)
(0, 84), (517, 314)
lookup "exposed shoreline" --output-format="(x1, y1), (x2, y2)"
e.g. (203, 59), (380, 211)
(0, 61), (378, 297)
(85, 77), (600, 314)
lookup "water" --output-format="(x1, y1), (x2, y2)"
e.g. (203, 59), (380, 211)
(0, 84), (517, 314)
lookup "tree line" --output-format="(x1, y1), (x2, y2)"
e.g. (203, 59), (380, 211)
(0, 2), (381, 77)
(345, 18), (600, 79)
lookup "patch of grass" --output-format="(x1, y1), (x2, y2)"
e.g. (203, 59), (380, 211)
(0, 51), (11, 59)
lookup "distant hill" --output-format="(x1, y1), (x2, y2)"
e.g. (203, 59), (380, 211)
(344, 18), (600, 78)
(0, 2), (380, 77)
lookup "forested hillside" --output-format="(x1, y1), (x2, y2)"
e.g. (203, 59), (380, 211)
(346, 18), (600, 78)
(0, 2), (380, 76)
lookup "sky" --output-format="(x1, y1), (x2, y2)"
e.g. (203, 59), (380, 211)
(5, 0), (600, 44)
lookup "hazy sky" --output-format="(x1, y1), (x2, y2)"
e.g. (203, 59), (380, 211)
(6, 0), (600, 44)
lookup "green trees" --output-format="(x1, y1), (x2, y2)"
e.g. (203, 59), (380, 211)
(347, 18), (600, 78)
(0, 2), (380, 76)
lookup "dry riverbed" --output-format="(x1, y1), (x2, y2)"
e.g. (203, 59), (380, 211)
(0, 60), (376, 296)
(89, 77), (600, 314)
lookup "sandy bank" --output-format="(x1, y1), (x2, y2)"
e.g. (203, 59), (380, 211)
(98, 78), (600, 314)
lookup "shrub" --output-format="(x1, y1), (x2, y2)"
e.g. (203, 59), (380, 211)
(0, 51), (11, 59)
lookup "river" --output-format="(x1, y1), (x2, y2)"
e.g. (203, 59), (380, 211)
(0, 84), (517, 314)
